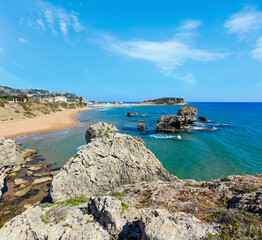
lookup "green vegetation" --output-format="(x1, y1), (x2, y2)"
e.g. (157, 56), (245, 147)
(121, 202), (129, 214)
(205, 210), (262, 240)
(41, 195), (89, 209)
(221, 177), (230, 182)
(0, 101), (5, 108)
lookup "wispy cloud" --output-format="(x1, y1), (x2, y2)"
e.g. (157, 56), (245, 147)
(97, 34), (228, 85)
(23, 0), (83, 38)
(256, 81), (262, 87)
(224, 5), (262, 38)
(18, 37), (31, 45)
(0, 47), (4, 56)
(180, 20), (202, 30)
(251, 37), (262, 62)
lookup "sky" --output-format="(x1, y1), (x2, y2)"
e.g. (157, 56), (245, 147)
(0, 0), (262, 102)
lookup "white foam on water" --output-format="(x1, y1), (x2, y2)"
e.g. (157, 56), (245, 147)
(177, 135), (182, 140)
(149, 134), (175, 139)
(76, 144), (85, 150)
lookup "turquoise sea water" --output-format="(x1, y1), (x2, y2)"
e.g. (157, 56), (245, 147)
(18, 103), (262, 181)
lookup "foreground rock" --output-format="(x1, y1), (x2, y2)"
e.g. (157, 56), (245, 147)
(156, 106), (197, 132)
(19, 148), (38, 159)
(50, 122), (175, 202)
(0, 196), (217, 240)
(0, 137), (24, 198)
(3, 174), (261, 239)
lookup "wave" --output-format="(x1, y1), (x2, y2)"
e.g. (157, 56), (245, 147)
(149, 134), (176, 139)
(76, 144), (85, 150)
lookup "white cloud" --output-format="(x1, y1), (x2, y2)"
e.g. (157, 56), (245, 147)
(180, 20), (202, 30)
(24, 0), (83, 38)
(18, 38), (31, 46)
(251, 37), (262, 62)
(224, 5), (262, 37)
(99, 35), (227, 72)
(36, 19), (46, 30)
(97, 34), (228, 85)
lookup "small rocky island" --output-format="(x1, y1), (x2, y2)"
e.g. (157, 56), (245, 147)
(156, 106), (198, 132)
(0, 123), (261, 239)
(142, 97), (188, 106)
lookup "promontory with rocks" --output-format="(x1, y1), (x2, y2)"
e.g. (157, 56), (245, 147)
(0, 122), (261, 239)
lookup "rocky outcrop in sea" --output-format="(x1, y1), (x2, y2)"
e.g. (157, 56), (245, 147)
(156, 106), (197, 132)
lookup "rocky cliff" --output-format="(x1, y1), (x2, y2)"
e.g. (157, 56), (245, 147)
(0, 123), (261, 239)
(0, 137), (24, 198)
(50, 122), (175, 202)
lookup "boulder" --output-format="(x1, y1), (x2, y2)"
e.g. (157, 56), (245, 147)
(50, 122), (175, 202)
(138, 123), (145, 130)
(140, 209), (217, 240)
(127, 112), (134, 117)
(198, 116), (208, 122)
(156, 106), (197, 133)
(177, 106), (198, 124)
(141, 113), (146, 117)
(0, 137), (24, 198)
(134, 112), (138, 116)
(0, 204), (110, 240)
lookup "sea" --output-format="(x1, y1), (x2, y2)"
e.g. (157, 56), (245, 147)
(16, 103), (262, 181)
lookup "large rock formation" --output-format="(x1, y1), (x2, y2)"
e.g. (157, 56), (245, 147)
(0, 137), (24, 198)
(50, 122), (175, 202)
(0, 196), (217, 240)
(156, 106), (197, 132)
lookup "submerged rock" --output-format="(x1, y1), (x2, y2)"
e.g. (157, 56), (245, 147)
(156, 106), (197, 133)
(141, 113), (146, 117)
(19, 149), (38, 159)
(50, 122), (175, 202)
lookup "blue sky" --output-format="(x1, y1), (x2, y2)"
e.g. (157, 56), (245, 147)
(0, 0), (262, 102)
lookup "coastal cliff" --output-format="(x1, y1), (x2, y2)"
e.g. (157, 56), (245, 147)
(0, 123), (261, 239)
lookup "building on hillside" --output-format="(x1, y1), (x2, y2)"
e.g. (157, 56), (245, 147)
(53, 96), (67, 102)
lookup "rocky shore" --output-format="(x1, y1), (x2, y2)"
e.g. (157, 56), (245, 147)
(0, 123), (261, 239)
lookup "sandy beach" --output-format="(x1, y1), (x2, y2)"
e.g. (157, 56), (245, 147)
(0, 107), (92, 138)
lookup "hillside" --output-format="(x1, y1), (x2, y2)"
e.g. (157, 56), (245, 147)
(0, 86), (80, 102)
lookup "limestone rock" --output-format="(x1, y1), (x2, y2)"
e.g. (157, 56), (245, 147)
(0, 137), (24, 198)
(14, 178), (28, 185)
(51, 122), (175, 202)
(0, 205), (110, 240)
(140, 209), (217, 240)
(141, 113), (146, 117)
(88, 196), (126, 236)
(32, 176), (52, 185)
(15, 186), (31, 197)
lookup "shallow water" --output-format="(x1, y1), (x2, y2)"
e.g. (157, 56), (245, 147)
(18, 103), (262, 181)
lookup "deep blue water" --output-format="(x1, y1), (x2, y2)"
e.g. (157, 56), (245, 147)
(18, 103), (262, 181)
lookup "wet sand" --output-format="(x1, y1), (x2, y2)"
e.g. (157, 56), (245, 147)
(0, 107), (92, 138)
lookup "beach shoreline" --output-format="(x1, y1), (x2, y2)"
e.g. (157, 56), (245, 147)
(0, 107), (93, 139)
